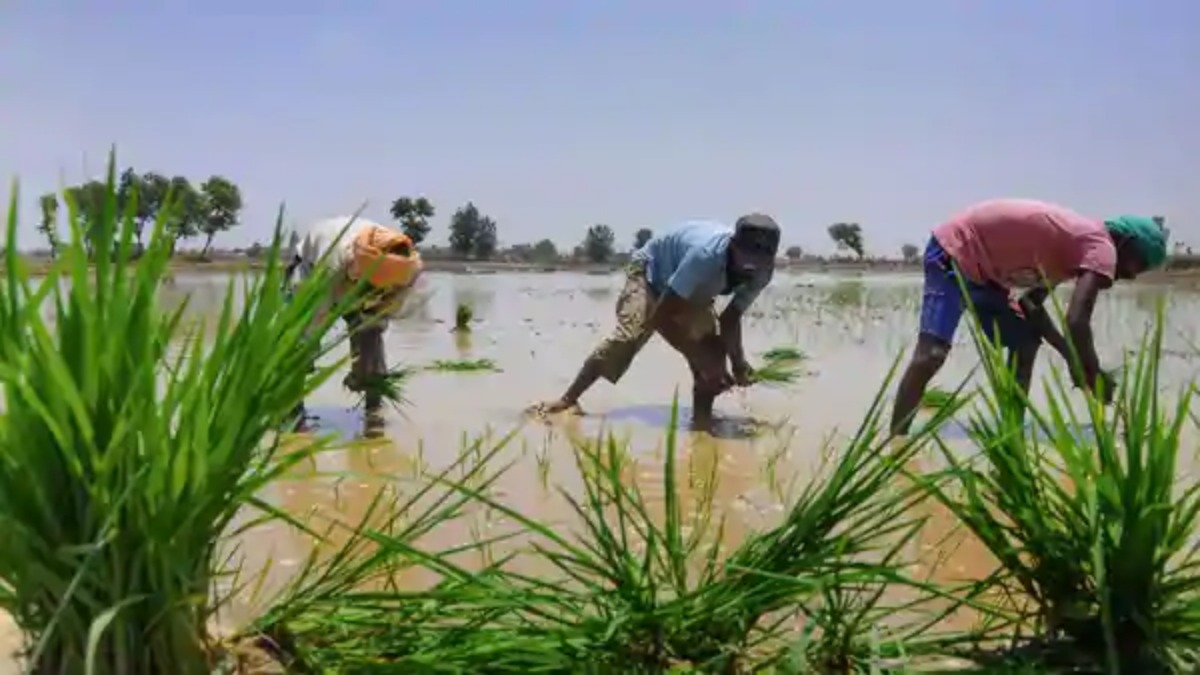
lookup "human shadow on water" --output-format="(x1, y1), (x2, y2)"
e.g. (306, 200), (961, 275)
(600, 404), (766, 440)
(302, 405), (387, 440)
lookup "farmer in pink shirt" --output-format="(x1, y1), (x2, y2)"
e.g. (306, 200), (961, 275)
(890, 199), (1168, 436)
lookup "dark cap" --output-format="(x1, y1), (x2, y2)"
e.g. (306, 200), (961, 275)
(732, 213), (781, 257)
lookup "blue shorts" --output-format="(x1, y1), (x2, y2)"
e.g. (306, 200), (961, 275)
(919, 237), (1033, 350)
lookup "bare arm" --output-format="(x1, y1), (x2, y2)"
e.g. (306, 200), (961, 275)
(1063, 271), (1111, 388)
(1018, 287), (1072, 361)
(719, 276), (767, 375)
(718, 303), (749, 371)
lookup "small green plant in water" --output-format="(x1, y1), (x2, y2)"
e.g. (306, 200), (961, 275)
(763, 346), (807, 362)
(454, 301), (474, 332)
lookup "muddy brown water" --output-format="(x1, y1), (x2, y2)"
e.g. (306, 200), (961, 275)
(4, 270), (1200, 670)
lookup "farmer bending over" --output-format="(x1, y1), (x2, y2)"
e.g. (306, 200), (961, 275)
(286, 215), (423, 427)
(890, 199), (1167, 436)
(535, 214), (781, 429)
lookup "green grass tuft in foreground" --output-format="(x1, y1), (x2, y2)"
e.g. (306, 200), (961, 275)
(915, 296), (1200, 673)
(0, 151), (365, 674)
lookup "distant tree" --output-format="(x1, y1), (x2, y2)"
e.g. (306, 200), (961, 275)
(531, 238), (559, 264)
(785, 245), (803, 261)
(63, 180), (109, 257)
(473, 215), (498, 259)
(448, 202), (486, 258)
(37, 193), (59, 257)
(162, 176), (202, 253)
(246, 242), (265, 259)
(197, 175), (243, 256)
(116, 168), (139, 218)
(137, 172), (170, 247)
(583, 224), (616, 264)
(633, 227), (653, 250)
(900, 243), (919, 263)
(827, 222), (864, 258)
(389, 196), (436, 244)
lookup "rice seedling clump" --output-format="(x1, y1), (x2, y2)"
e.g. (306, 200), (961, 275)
(753, 345), (808, 386)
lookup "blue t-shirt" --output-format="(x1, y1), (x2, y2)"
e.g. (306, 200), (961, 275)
(632, 219), (771, 313)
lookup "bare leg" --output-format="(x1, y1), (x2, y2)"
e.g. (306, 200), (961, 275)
(890, 334), (951, 436)
(685, 341), (728, 431)
(1011, 341), (1040, 395)
(345, 312), (387, 412)
(539, 357), (604, 413)
(536, 268), (647, 415)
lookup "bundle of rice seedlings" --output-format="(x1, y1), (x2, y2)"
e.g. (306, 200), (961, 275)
(426, 358), (500, 373)
(356, 365), (416, 411)
(749, 345), (808, 386)
(752, 360), (805, 386)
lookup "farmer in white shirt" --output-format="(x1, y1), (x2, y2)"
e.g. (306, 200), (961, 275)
(285, 215), (423, 427)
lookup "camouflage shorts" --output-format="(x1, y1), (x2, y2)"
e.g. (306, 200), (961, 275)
(590, 261), (718, 384)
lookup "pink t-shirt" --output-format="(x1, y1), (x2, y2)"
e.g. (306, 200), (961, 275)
(932, 199), (1117, 289)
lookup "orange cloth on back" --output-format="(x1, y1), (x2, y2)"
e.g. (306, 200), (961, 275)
(347, 225), (423, 289)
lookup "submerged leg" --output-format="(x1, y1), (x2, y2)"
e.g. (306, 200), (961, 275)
(345, 311), (388, 412)
(691, 387), (717, 431)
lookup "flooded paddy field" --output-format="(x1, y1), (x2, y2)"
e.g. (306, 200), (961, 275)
(185, 270), (1200, 611)
(6, 267), (1200, 673)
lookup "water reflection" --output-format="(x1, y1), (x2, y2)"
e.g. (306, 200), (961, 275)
(601, 404), (768, 440)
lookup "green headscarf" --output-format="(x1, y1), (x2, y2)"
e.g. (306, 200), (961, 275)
(1104, 215), (1168, 270)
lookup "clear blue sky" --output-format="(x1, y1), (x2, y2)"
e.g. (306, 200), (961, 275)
(2, 1), (1196, 254)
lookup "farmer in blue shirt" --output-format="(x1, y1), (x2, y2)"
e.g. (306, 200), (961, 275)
(533, 214), (781, 429)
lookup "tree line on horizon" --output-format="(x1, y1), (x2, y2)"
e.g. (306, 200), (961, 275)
(36, 168), (243, 259)
(30, 179), (1179, 266)
(387, 197), (896, 265)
